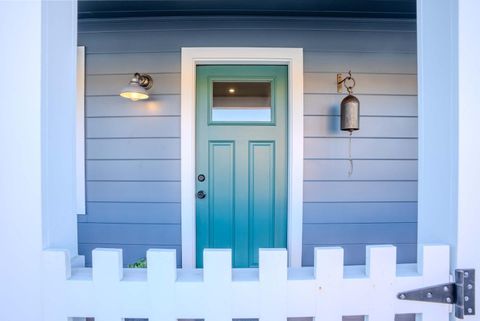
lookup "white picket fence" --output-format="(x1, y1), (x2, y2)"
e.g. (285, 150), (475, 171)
(42, 245), (452, 321)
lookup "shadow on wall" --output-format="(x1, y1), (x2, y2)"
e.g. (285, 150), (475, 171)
(328, 103), (339, 133)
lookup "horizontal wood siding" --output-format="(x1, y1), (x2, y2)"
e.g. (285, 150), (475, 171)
(78, 17), (417, 267)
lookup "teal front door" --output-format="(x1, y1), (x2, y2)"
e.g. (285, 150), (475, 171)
(196, 65), (288, 268)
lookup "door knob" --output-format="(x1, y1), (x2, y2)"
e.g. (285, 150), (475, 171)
(196, 190), (206, 199)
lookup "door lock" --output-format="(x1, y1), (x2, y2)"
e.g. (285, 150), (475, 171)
(196, 190), (206, 199)
(198, 174), (205, 182)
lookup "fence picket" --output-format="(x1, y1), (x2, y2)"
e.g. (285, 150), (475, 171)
(42, 245), (452, 320)
(260, 249), (288, 321)
(204, 249), (233, 321)
(42, 250), (72, 321)
(365, 246), (397, 320)
(147, 249), (176, 321)
(314, 247), (344, 321)
(92, 249), (124, 321)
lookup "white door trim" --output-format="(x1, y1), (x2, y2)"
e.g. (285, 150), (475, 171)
(181, 47), (304, 268)
(76, 46), (86, 215)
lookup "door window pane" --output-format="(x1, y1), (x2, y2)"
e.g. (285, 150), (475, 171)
(212, 82), (272, 122)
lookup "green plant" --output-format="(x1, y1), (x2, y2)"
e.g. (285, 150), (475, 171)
(128, 258), (147, 268)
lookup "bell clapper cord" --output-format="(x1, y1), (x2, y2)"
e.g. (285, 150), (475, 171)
(348, 131), (354, 177)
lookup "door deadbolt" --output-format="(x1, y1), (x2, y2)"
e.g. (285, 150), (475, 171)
(198, 174), (205, 182)
(196, 190), (206, 199)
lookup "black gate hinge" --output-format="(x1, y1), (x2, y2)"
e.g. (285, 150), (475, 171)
(398, 269), (475, 319)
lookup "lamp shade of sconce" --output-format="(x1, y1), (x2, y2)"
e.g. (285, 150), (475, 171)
(340, 94), (360, 132)
(120, 73), (153, 101)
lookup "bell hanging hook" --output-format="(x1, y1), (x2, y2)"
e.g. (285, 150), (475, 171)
(337, 70), (356, 94)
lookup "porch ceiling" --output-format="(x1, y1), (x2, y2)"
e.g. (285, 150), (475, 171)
(78, 0), (416, 20)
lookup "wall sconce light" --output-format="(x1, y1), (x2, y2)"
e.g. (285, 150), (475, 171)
(120, 73), (153, 101)
(337, 71), (360, 132)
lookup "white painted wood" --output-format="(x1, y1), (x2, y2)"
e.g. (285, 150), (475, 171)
(0, 2), (44, 320)
(147, 249), (177, 321)
(0, 1), (78, 321)
(180, 47), (304, 268)
(259, 249), (288, 321)
(76, 46), (86, 215)
(416, 0), (458, 249)
(314, 247), (343, 321)
(417, 3), (480, 320)
(42, 250), (72, 321)
(41, 0), (79, 254)
(204, 249), (233, 321)
(456, 1), (480, 319)
(365, 246), (397, 321)
(42, 245), (451, 320)
(92, 249), (123, 321)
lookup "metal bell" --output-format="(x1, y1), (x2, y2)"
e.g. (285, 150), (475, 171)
(340, 94), (360, 132)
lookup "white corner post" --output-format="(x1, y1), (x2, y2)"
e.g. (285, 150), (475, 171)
(181, 48), (304, 268)
(0, 1), (78, 321)
(456, 0), (480, 317)
(0, 2), (44, 321)
(417, 0), (480, 319)
(41, 0), (78, 254)
(417, 0), (458, 253)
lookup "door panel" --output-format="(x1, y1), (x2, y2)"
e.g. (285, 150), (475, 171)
(196, 65), (288, 268)
(209, 141), (235, 249)
(249, 141), (275, 266)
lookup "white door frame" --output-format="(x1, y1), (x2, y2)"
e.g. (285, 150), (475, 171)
(180, 47), (304, 268)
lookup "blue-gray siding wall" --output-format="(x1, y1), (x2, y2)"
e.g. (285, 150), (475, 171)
(78, 17), (417, 267)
